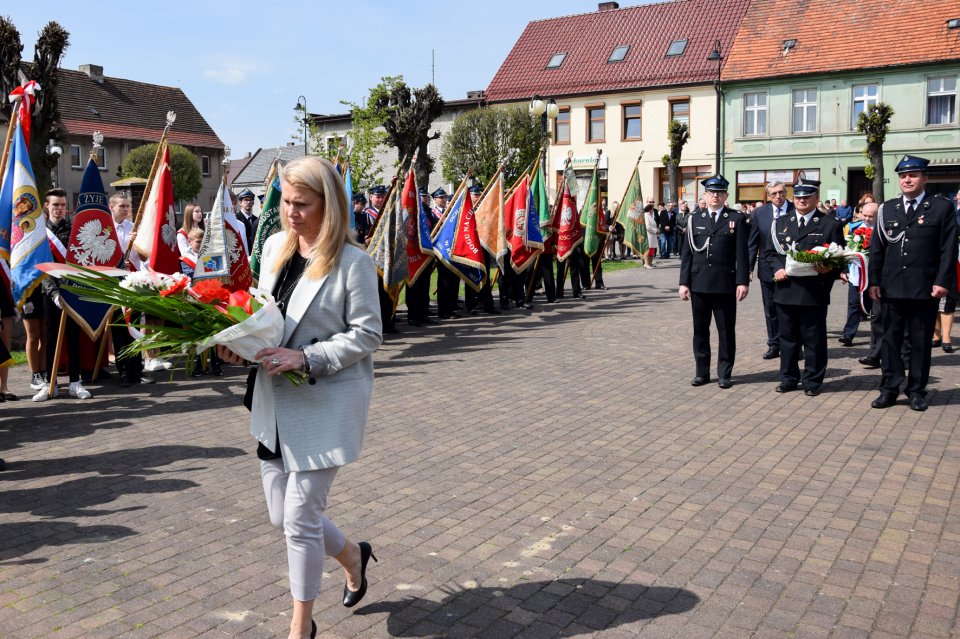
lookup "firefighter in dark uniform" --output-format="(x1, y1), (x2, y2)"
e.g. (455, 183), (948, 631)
(868, 155), (958, 411)
(431, 187), (460, 319)
(764, 177), (845, 396)
(679, 175), (750, 389)
(463, 184), (500, 314)
(365, 185), (397, 334)
(235, 188), (259, 250)
(352, 193), (369, 244)
(406, 187), (436, 326)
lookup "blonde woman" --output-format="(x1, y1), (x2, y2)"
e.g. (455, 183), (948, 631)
(178, 203), (204, 256)
(219, 156), (382, 639)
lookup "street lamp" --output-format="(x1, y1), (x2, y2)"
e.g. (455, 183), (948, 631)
(529, 95), (560, 185)
(46, 138), (63, 188)
(296, 95), (308, 156)
(707, 40), (723, 174)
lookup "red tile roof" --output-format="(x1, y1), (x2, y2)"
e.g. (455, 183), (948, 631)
(485, 0), (752, 102)
(56, 68), (224, 148)
(723, 0), (960, 82)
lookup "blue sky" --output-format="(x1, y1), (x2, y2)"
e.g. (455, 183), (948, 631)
(11, 1), (649, 158)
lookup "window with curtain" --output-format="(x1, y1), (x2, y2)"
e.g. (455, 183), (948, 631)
(852, 84), (879, 128)
(670, 100), (690, 128)
(792, 89), (817, 133)
(927, 76), (957, 125)
(743, 92), (767, 136)
(587, 106), (605, 142)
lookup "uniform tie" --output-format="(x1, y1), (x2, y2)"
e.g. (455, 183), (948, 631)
(906, 199), (916, 217)
(799, 216), (806, 230)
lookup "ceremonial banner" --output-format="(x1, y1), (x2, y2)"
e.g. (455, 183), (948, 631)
(451, 184), (485, 271)
(504, 176), (541, 273)
(580, 163), (605, 257)
(532, 160), (552, 237)
(61, 157), (123, 338)
(250, 174), (281, 279)
(344, 165), (355, 231)
(0, 121), (52, 308)
(616, 165), (648, 255)
(195, 181), (231, 280)
(367, 188), (407, 299)
(474, 171), (507, 263)
(554, 180), (583, 262)
(133, 144), (180, 274)
(433, 188), (484, 291)
(401, 168), (434, 285)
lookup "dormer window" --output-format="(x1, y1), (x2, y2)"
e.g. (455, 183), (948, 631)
(608, 45), (630, 63)
(666, 39), (687, 56)
(546, 52), (567, 69)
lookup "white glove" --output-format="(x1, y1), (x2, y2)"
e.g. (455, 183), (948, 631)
(53, 294), (62, 310)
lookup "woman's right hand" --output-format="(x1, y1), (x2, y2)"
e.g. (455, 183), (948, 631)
(217, 345), (244, 364)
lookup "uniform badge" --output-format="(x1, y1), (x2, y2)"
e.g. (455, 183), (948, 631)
(785, 236), (791, 242)
(813, 217), (819, 223)
(729, 220), (735, 232)
(918, 217), (925, 224)
(701, 213), (707, 218)
(894, 222), (899, 227)
(722, 212), (729, 218)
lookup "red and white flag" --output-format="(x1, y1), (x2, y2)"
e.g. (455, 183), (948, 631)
(132, 144), (180, 275)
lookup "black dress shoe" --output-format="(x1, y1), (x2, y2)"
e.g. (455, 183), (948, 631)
(944, 344), (955, 353)
(573, 293), (586, 299)
(421, 316), (438, 324)
(343, 541), (377, 608)
(484, 308), (501, 315)
(691, 376), (710, 386)
(407, 319), (423, 327)
(838, 336), (853, 346)
(595, 284), (608, 290)
(871, 393), (897, 409)
(909, 395), (928, 412)
(803, 388), (820, 397)
(718, 378), (732, 389)
(762, 347), (779, 360)
(383, 325), (400, 334)
(858, 356), (880, 368)
(931, 339), (942, 347)
(211, 361), (223, 376)
(775, 383), (798, 393)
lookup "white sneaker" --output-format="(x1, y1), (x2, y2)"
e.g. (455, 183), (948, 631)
(32, 384), (58, 402)
(144, 358), (173, 372)
(30, 372), (45, 390)
(69, 381), (92, 400)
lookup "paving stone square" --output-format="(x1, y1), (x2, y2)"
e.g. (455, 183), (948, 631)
(1, 261), (957, 638)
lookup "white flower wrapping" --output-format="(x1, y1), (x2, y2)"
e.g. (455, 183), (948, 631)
(784, 242), (864, 277)
(784, 254), (820, 277)
(196, 288), (285, 362)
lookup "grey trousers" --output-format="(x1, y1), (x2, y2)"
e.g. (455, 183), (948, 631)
(261, 459), (347, 602)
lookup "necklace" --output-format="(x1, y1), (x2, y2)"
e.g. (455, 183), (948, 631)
(275, 255), (307, 313)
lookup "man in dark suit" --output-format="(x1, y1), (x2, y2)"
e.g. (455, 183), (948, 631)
(868, 155), (958, 411)
(679, 175), (750, 389)
(656, 204), (676, 259)
(236, 189), (259, 251)
(748, 181), (795, 360)
(764, 178), (846, 396)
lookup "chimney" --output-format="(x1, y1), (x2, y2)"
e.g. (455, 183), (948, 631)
(466, 90), (486, 100)
(80, 64), (104, 83)
(598, 2), (619, 11)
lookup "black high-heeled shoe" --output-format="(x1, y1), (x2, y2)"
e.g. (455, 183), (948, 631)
(342, 541), (377, 608)
(310, 619), (316, 639)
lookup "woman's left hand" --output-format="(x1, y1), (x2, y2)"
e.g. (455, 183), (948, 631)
(255, 347), (304, 376)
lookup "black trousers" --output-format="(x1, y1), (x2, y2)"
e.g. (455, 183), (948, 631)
(842, 283), (872, 340)
(691, 292), (736, 379)
(538, 254), (556, 302)
(556, 256), (582, 297)
(377, 277), (395, 330)
(880, 297), (938, 397)
(758, 279), (779, 349)
(776, 303), (829, 390)
(110, 308), (143, 382)
(867, 299), (883, 360)
(406, 267), (431, 322)
(499, 265), (524, 308)
(465, 254), (495, 313)
(583, 251), (604, 288)
(436, 265), (460, 316)
(44, 295), (81, 383)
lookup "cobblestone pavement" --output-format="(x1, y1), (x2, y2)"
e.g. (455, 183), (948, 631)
(1, 260), (958, 639)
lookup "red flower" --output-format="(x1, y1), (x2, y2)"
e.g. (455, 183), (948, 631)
(159, 276), (189, 298)
(823, 243), (831, 248)
(228, 290), (253, 315)
(189, 279), (231, 305)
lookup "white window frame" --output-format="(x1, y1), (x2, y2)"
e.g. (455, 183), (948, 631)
(743, 92), (767, 136)
(95, 146), (108, 171)
(70, 144), (82, 169)
(792, 88), (818, 133)
(926, 75), (957, 126)
(852, 83), (880, 129)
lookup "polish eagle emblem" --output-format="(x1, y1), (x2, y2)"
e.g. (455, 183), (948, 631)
(72, 219), (119, 266)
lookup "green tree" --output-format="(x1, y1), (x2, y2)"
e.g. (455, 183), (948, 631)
(662, 120), (690, 203)
(0, 17), (70, 195)
(440, 106), (542, 187)
(857, 102), (894, 199)
(372, 76), (444, 188)
(121, 143), (202, 202)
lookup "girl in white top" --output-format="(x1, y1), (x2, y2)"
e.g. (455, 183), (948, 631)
(178, 203), (204, 256)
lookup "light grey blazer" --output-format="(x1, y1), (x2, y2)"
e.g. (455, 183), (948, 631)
(251, 233), (383, 472)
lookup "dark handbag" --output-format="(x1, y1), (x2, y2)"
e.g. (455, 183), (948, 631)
(243, 366), (257, 411)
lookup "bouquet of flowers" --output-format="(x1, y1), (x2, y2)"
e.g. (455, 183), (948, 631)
(60, 268), (305, 385)
(785, 242), (855, 277)
(845, 226), (872, 252)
